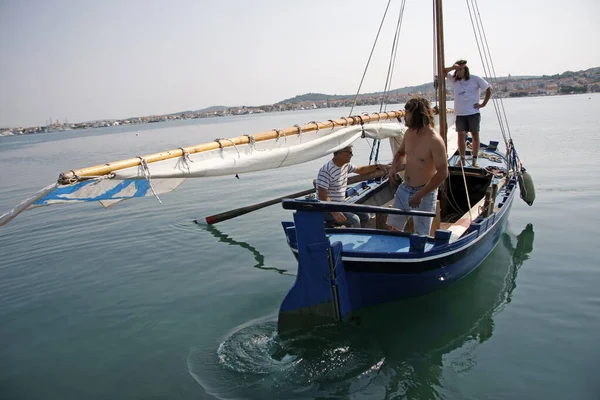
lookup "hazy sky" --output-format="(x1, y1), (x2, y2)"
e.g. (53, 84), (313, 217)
(1, 0), (598, 127)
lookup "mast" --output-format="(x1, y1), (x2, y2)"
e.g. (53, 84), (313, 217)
(435, 0), (450, 217)
(434, 0), (448, 147)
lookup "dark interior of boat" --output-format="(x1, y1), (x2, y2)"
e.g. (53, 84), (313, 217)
(442, 166), (492, 220)
(353, 166), (495, 234)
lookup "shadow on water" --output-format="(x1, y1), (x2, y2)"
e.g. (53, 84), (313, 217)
(197, 221), (294, 276)
(188, 224), (535, 400)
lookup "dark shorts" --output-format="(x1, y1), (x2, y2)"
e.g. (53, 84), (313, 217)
(456, 113), (481, 133)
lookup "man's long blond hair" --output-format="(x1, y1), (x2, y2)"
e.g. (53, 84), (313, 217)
(405, 96), (435, 130)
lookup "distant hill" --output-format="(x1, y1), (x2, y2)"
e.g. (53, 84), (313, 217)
(384, 82), (434, 95)
(279, 93), (349, 104)
(193, 105), (232, 113)
(276, 67), (600, 105)
(192, 66), (600, 110)
(170, 105), (233, 115)
(279, 83), (435, 104)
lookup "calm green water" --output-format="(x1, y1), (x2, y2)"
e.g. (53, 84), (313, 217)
(1, 95), (599, 400)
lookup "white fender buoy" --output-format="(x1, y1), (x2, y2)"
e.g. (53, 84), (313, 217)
(518, 168), (535, 206)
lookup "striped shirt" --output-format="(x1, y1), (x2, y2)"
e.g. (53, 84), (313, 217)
(316, 160), (357, 202)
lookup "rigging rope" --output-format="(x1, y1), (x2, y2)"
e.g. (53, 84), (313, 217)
(459, 161), (473, 224)
(366, 0), (407, 165)
(349, 0), (392, 117)
(379, 0), (407, 114)
(375, 1), (406, 164)
(465, 0), (518, 173)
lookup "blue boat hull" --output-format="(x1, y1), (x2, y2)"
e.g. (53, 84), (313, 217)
(278, 177), (516, 334)
(341, 194), (513, 309)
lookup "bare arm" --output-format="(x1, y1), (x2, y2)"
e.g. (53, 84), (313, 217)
(354, 164), (385, 175)
(483, 86), (492, 106)
(443, 63), (460, 75)
(318, 185), (347, 223)
(317, 186), (330, 201)
(475, 86), (492, 109)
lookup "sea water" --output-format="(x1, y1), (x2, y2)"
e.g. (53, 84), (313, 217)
(1, 94), (599, 399)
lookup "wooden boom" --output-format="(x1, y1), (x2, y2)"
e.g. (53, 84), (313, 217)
(58, 110), (406, 184)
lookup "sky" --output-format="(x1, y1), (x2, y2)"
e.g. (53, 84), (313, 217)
(1, 0), (598, 127)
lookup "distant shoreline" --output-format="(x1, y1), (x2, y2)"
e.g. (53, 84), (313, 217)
(2, 67), (598, 137)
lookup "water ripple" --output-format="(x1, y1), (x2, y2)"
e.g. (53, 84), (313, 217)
(187, 318), (386, 399)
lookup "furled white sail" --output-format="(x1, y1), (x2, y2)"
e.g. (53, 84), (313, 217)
(0, 122), (403, 227)
(112, 123), (400, 179)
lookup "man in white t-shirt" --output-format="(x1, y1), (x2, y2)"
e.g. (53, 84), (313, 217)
(316, 146), (384, 228)
(444, 59), (492, 166)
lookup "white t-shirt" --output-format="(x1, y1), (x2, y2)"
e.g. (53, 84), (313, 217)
(316, 160), (357, 202)
(447, 72), (490, 116)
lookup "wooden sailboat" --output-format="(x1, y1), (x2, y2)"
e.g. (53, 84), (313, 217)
(276, 0), (535, 334)
(0, 0), (535, 337)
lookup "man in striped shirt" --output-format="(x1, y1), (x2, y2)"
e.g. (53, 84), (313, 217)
(316, 146), (383, 228)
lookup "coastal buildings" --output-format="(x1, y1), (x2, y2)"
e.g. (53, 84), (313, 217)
(2, 67), (598, 137)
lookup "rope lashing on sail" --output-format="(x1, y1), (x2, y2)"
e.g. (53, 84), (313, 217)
(63, 169), (116, 184)
(177, 147), (194, 174)
(90, 173), (115, 180)
(274, 129), (287, 143)
(244, 134), (264, 152)
(215, 138), (241, 157)
(327, 119), (340, 128)
(179, 147), (194, 163)
(293, 124), (303, 142)
(65, 170), (80, 184)
(356, 115), (366, 138)
(137, 156), (162, 204)
(306, 121), (320, 133)
(179, 147), (193, 164)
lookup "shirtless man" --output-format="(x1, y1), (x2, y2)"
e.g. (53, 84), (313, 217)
(386, 96), (448, 235)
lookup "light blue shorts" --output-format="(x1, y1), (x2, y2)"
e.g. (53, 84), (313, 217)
(386, 182), (437, 236)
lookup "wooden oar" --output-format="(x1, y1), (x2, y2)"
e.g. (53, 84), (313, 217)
(204, 169), (387, 225)
(205, 188), (316, 225)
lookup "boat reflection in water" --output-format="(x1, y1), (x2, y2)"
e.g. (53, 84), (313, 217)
(188, 224), (535, 400)
(344, 223), (535, 398)
(199, 222), (293, 276)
